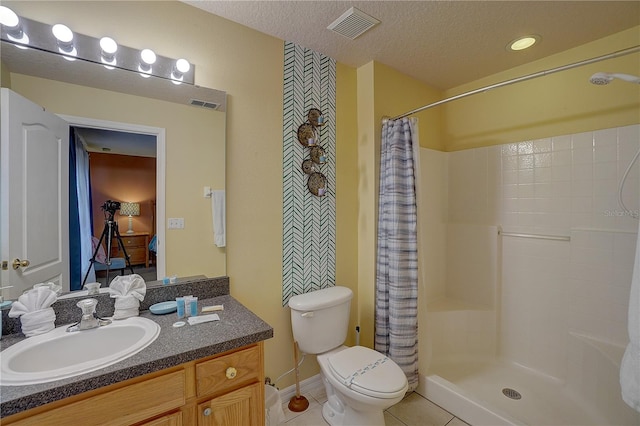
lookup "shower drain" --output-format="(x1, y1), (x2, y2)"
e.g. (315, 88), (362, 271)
(502, 388), (522, 400)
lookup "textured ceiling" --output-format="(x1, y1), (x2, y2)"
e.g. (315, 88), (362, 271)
(184, 0), (640, 90)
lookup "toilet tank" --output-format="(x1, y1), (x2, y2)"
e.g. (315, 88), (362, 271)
(288, 286), (353, 354)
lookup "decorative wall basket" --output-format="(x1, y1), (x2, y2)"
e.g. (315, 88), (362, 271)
(297, 108), (328, 197)
(307, 108), (325, 127)
(297, 123), (318, 147)
(301, 159), (316, 174)
(307, 172), (327, 197)
(310, 146), (326, 164)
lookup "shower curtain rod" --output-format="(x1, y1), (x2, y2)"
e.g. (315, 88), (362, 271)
(390, 45), (640, 121)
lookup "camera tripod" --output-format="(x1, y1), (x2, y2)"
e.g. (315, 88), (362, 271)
(82, 212), (135, 287)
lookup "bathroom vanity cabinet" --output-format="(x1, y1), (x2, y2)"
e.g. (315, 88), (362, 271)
(2, 343), (265, 426)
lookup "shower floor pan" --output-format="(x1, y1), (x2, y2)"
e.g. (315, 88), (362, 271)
(420, 360), (608, 426)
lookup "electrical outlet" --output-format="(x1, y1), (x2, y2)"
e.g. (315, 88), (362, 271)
(168, 218), (185, 229)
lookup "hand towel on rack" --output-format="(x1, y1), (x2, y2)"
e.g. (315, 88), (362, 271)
(211, 190), (226, 248)
(8, 287), (58, 337)
(621, 220), (640, 412)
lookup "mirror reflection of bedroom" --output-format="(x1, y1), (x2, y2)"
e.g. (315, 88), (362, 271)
(71, 126), (157, 288)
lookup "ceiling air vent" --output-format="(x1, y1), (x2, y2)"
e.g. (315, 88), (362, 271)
(189, 99), (219, 110)
(327, 7), (380, 40)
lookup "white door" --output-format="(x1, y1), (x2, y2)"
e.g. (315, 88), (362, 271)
(1, 88), (69, 300)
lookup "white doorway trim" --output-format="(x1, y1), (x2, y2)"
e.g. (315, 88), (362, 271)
(59, 114), (166, 280)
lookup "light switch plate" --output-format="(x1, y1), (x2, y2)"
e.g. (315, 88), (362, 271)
(168, 218), (185, 229)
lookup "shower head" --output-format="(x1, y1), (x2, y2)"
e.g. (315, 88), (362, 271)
(589, 72), (640, 85)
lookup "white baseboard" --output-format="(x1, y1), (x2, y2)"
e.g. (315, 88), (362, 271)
(277, 374), (324, 403)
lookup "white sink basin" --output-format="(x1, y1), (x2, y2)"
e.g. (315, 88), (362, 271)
(1, 317), (160, 386)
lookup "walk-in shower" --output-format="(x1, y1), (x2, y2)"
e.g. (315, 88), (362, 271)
(415, 124), (640, 425)
(403, 60), (640, 425)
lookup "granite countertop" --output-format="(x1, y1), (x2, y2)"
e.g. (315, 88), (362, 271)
(0, 294), (274, 418)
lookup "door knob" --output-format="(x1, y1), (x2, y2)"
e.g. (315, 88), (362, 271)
(12, 259), (30, 270)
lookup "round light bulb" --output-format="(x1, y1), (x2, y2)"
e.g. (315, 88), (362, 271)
(0, 6), (19, 28)
(52, 24), (73, 43)
(140, 48), (156, 65)
(100, 37), (118, 55)
(176, 58), (190, 73)
(509, 35), (539, 51)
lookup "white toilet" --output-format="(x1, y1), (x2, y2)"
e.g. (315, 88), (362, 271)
(288, 286), (408, 426)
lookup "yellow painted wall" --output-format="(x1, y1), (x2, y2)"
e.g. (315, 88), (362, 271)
(443, 26), (640, 151)
(336, 63), (360, 346)
(356, 63), (377, 348)
(372, 62), (444, 151)
(355, 62), (443, 346)
(0, 62), (10, 86)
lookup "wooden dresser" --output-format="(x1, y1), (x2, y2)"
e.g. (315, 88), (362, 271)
(110, 232), (150, 267)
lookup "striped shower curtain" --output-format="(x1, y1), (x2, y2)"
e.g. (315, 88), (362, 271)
(375, 118), (419, 392)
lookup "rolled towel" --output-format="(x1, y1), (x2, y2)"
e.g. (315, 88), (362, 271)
(109, 274), (146, 320)
(113, 295), (141, 319)
(18, 308), (56, 337)
(114, 295), (141, 310)
(109, 274), (146, 301)
(9, 287), (58, 317)
(113, 307), (139, 320)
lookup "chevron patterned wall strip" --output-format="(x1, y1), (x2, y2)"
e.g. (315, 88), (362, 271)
(282, 42), (336, 306)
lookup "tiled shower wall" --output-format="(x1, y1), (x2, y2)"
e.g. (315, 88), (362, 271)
(422, 124), (638, 378)
(448, 124), (639, 234)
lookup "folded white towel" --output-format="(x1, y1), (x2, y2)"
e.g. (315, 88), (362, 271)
(112, 295), (141, 319)
(9, 287), (58, 317)
(212, 190), (226, 248)
(621, 219), (640, 411)
(113, 295), (141, 310)
(109, 274), (146, 300)
(17, 308), (56, 337)
(109, 275), (146, 320)
(33, 282), (62, 295)
(113, 306), (139, 320)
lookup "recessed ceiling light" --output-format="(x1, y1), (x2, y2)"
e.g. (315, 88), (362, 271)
(508, 35), (540, 51)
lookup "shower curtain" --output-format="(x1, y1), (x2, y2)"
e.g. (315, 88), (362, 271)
(375, 118), (419, 392)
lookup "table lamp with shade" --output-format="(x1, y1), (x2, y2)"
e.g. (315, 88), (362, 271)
(120, 202), (140, 234)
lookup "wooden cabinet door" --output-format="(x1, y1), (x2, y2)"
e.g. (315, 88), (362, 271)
(197, 383), (261, 426)
(139, 411), (182, 426)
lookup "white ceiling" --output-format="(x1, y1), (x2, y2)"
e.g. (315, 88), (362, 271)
(184, 0), (640, 90)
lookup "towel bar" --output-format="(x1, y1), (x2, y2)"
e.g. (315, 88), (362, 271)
(498, 231), (570, 242)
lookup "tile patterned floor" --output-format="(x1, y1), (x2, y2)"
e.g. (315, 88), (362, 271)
(281, 388), (470, 426)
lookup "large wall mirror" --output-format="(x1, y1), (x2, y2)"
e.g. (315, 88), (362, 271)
(1, 37), (227, 300)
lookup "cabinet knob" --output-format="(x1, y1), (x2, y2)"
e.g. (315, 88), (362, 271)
(225, 367), (237, 379)
(203, 408), (212, 416)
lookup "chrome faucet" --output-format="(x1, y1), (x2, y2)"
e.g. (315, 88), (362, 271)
(66, 298), (112, 332)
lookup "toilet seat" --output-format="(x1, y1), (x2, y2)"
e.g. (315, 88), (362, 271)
(327, 346), (407, 399)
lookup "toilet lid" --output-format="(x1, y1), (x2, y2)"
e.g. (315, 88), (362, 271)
(327, 346), (407, 398)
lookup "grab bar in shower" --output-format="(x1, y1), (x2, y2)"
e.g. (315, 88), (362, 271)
(498, 230), (570, 242)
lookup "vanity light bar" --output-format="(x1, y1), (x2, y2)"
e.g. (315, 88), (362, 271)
(0, 12), (195, 85)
